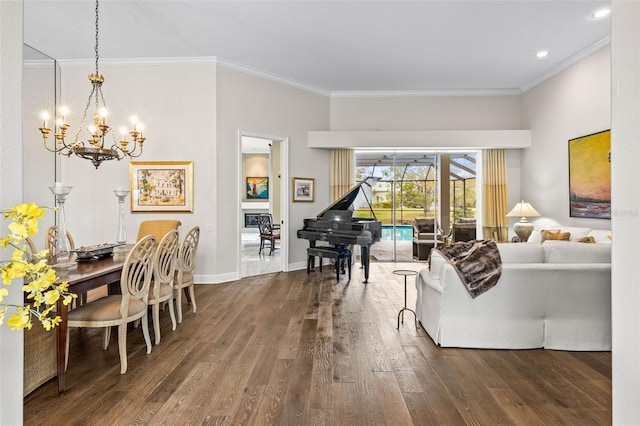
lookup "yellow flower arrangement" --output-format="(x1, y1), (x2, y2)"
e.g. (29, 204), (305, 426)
(0, 203), (76, 331)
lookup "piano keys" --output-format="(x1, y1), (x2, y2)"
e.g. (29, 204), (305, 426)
(297, 177), (382, 283)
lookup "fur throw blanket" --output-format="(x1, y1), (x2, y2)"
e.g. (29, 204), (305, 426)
(431, 240), (502, 298)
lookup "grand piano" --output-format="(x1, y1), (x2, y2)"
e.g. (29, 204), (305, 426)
(297, 177), (382, 283)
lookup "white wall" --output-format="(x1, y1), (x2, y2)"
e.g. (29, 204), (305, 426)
(330, 95), (521, 130)
(611, 1), (640, 423)
(519, 45), (611, 231)
(216, 66), (330, 276)
(0, 2), (24, 424)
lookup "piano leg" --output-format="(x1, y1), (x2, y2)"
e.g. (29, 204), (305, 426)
(360, 245), (370, 284)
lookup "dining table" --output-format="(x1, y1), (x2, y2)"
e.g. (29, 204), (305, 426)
(53, 245), (132, 394)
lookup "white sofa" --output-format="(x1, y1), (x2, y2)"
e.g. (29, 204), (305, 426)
(415, 240), (611, 350)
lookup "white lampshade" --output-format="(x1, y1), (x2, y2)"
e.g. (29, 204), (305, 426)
(506, 200), (541, 242)
(506, 200), (540, 219)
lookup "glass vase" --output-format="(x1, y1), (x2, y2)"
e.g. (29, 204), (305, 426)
(113, 188), (129, 245)
(49, 184), (73, 264)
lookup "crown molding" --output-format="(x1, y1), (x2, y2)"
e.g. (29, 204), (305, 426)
(214, 57), (331, 97)
(56, 56), (218, 67)
(521, 36), (611, 93)
(56, 56), (331, 97)
(330, 88), (521, 98)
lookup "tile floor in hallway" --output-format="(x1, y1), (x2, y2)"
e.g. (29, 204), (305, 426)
(241, 230), (281, 277)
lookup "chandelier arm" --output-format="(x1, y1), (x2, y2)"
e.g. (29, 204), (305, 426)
(41, 140), (72, 155)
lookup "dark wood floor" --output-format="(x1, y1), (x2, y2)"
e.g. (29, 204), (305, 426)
(24, 263), (612, 425)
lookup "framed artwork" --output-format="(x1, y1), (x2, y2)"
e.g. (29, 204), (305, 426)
(568, 130), (611, 219)
(129, 161), (194, 213)
(293, 177), (314, 202)
(246, 177), (269, 199)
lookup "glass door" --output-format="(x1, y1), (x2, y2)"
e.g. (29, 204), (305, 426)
(355, 150), (476, 262)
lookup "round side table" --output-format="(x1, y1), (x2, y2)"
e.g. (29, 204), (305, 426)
(393, 269), (419, 329)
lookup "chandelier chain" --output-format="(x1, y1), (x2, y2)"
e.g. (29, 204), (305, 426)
(74, 85), (97, 143)
(94, 0), (100, 74)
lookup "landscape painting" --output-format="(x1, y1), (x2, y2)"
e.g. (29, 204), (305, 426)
(130, 161), (194, 212)
(568, 130), (611, 219)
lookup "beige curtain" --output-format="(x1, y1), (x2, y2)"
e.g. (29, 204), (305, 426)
(482, 149), (509, 241)
(330, 149), (354, 201)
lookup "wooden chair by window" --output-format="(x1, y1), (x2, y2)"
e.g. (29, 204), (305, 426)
(65, 235), (157, 374)
(174, 226), (200, 324)
(148, 230), (179, 345)
(136, 220), (181, 241)
(257, 213), (280, 255)
(45, 225), (75, 258)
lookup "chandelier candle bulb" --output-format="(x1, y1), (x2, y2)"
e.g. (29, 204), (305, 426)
(41, 111), (49, 128)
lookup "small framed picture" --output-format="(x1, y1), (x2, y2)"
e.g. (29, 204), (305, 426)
(246, 177), (269, 200)
(292, 177), (314, 202)
(130, 161), (194, 212)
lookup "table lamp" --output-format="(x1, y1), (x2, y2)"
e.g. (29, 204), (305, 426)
(506, 200), (540, 242)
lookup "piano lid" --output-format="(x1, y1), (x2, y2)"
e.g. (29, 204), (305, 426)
(317, 176), (379, 219)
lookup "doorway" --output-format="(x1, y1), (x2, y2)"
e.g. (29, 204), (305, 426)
(239, 133), (288, 277)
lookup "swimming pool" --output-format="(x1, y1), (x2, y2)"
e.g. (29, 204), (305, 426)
(381, 225), (413, 241)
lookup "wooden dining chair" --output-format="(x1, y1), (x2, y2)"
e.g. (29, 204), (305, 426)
(45, 225), (75, 257)
(148, 229), (179, 345)
(65, 235), (157, 374)
(174, 226), (200, 324)
(257, 213), (280, 255)
(136, 220), (181, 241)
(45, 225), (85, 306)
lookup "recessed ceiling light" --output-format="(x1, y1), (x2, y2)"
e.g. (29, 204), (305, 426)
(592, 8), (610, 19)
(536, 51), (549, 59)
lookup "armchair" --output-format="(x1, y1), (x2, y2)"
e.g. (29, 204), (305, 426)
(412, 217), (443, 260)
(452, 217), (477, 242)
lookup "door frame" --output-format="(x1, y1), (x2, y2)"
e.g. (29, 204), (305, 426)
(238, 130), (289, 275)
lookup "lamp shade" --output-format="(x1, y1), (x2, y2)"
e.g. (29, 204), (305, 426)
(506, 200), (540, 218)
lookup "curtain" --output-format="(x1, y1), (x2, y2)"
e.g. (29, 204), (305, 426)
(482, 149), (509, 242)
(330, 149), (354, 201)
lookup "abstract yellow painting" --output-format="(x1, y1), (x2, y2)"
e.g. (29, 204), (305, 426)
(568, 130), (610, 219)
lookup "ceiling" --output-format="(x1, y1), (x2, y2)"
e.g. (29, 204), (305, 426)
(23, 1), (611, 96)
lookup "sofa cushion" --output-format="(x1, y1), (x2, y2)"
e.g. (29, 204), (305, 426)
(558, 227), (591, 241)
(542, 240), (611, 263)
(576, 236), (595, 243)
(588, 229), (612, 244)
(541, 229), (571, 242)
(529, 226), (595, 242)
(497, 242), (544, 263)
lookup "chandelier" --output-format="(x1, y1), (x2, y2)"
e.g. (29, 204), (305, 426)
(38, 0), (146, 169)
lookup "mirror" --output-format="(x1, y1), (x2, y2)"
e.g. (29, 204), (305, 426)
(23, 44), (60, 249)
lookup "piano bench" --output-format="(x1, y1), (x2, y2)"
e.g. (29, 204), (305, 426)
(307, 247), (352, 281)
